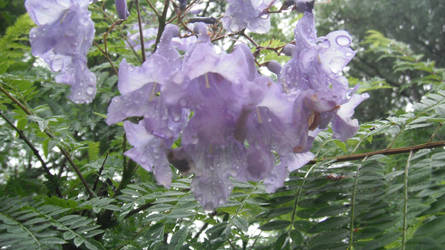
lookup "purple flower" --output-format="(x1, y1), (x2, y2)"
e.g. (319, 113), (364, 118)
(127, 24), (157, 54)
(115, 0), (129, 20)
(192, 175), (233, 210)
(106, 19), (366, 210)
(107, 25), (186, 187)
(222, 0), (274, 33)
(332, 93), (369, 141)
(280, 10), (366, 140)
(124, 120), (172, 187)
(25, 0), (96, 103)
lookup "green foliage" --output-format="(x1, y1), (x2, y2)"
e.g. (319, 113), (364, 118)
(0, 14), (34, 74)
(0, 197), (104, 250)
(1, 1), (445, 249)
(0, 0), (26, 35)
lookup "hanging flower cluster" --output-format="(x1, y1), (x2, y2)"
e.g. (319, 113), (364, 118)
(222, 0), (274, 33)
(106, 11), (367, 209)
(26, 0), (368, 210)
(25, 0), (96, 104)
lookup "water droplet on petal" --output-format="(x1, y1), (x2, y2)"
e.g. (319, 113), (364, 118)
(328, 57), (344, 74)
(336, 35), (351, 46)
(230, 23), (240, 31)
(86, 87), (94, 95)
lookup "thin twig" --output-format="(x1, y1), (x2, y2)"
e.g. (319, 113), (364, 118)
(93, 41), (119, 76)
(124, 201), (153, 219)
(402, 151), (413, 250)
(308, 140), (445, 164)
(58, 148), (96, 198)
(200, 0), (210, 17)
(135, 0), (147, 62)
(289, 164), (317, 234)
(0, 112), (62, 197)
(429, 123), (443, 142)
(228, 239), (236, 250)
(1, 83), (95, 198)
(124, 37), (143, 63)
(114, 160), (137, 198)
(153, 0), (170, 52)
(144, 0), (161, 17)
(93, 153), (109, 192)
(0, 84), (33, 115)
(193, 222), (209, 240)
(103, 19), (124, 58)
(241, 31), (259, 48)
(348, 156), (367, 250)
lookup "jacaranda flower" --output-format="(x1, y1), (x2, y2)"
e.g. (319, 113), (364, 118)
(25, 0), (97, 103)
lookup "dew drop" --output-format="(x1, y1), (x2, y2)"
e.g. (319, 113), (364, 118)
(86, 87), (94, 95)
(336, 35), (351, 46)
(191, 137), (199, 144)
(51, 58), (64, 72)
(172, 114), (181, 122)
(230, 23), (239, 31)
(328, 57), (344, 74)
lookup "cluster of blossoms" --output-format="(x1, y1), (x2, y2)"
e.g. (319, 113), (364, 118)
(27, 0), (368, 210)
(223, 0), (274, 33)
(25, 0), (97, 104)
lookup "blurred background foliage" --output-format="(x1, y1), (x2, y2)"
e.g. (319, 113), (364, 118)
(1, 0), (445, 249)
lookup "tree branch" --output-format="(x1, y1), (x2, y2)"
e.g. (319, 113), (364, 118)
(144, 0), (161, 17)
(309, 140), (445, 164)
(153, 0), (170, 53)
(0, 82), (96, 198)
(0, 84), (33, 115)
(93, 153), (109, 193)
(0, 112), (62, 197)
(401, 150), (413, 250)
(135, 0), (147, 62)
(93, 41), (119, 76)
(124, 201), (153, 219)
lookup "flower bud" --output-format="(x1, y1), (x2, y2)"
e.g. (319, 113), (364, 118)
(282, 44), (295, 56)
(295, 0), (315, 13)
(266, 60), (282, 75)
(179, 0), (187, 11)
(115, 0), (129, 20)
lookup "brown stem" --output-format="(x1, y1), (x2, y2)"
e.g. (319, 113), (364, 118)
(124, 37), (143, 63)
(135, 0), (147, 62)
(193, 222), (209, 240)
(124, 201), (153, 219)
(94, 41), (119, 76)
(58, 147), (96, 198)
(93, 153), (109, 193)
(0, 112), (62, 197)
(241, 31), (259, 47)
(0, 84), (33, 115)
(309, 140), (445, 164)
(153, 0), (170, 53)
(144, 0), (161, 17)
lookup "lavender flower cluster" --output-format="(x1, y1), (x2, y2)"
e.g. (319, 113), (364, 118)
(26, 0), (368, 210)
(25, 0), (96, 104)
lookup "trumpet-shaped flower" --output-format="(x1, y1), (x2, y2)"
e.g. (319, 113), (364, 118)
(25, 0), (96, 103)
(222, 0), (274, 33)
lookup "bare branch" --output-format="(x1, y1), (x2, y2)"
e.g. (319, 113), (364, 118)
(309, 140), (445, 164)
